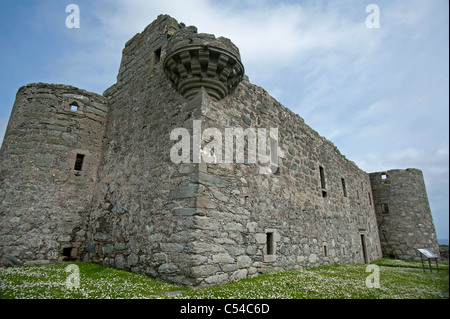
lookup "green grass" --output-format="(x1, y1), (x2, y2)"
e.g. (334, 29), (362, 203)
(1, 259), (448, 299)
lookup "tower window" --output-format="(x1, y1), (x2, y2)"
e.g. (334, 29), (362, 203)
(74, 154), (85, 171)
(381, 173), (387, 180)
(70, 102), (79, 112)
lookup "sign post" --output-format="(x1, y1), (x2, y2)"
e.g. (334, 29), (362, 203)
(418, 249), (440, 273)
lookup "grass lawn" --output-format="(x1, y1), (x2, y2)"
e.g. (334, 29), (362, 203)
(0, 258), (448, 299)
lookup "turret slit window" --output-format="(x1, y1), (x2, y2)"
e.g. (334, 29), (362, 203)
(74, 154), (85, 171)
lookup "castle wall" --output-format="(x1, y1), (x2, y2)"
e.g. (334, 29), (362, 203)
(184, 80), (382, 285)
(0, 83), (108, 266)
(0, 14), (438, 288)
(84, 15), (382, 286)
(84, 15), (208, 285)
(369, 169), (440, 261)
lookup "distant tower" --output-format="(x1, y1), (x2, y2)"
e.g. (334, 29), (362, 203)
(0, 83), (108, 266)
(369, 169), (440, 261)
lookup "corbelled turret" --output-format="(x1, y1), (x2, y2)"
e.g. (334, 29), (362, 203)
(163, 26), (245, 101)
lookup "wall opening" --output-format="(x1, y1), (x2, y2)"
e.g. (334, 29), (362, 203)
(381, 173), (387, 180)
(341, 178), (347, 197)
(70, 102), (79, 112)
(319, 166), (327, 197)
(154, 47), (162, 64)
(74, 154), (85, 171)
(62, 247), (77, 261)
(323, 245), (328, 257)
(266, 232), (274, 255)
(368, 192), (372, 205)
(381, 203), (390, 215)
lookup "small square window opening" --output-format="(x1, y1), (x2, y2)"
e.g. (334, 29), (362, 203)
(74, 154), (85, 171)
(70, 103), (79, 112)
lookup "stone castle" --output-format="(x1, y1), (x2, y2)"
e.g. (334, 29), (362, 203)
(0, 15), (440, 286)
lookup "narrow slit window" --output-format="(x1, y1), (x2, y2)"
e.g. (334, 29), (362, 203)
(266, 232), (274, 255)
(319, 166), (327, 197)
(341, 178), (347, 197)
(74, 154), (85, 171)
(154, 47), (161, 64)
(323, 245), (328, 257)
(381, 203), (390, 215)
(368, 192), (372, 205)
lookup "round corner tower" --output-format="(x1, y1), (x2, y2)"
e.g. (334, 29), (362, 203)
(0, 83), (108, 266)
(369, 168), (440, 261)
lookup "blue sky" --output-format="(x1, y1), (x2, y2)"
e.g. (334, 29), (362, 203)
(0, 0), (448, 241)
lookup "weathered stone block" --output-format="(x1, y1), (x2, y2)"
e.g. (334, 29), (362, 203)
(212, 253), (235, 264)
(158, 263), (179, 273)
(169, 185), (199, 199)
(230, 269), (248, 281)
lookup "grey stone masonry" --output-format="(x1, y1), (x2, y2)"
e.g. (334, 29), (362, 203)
(0, 83), (108, 266)
(369, 169), (440, 261)
(0, 14), (440, 286)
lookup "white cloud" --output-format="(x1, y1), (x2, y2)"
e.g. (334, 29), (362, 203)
(358, 99), (393, 120)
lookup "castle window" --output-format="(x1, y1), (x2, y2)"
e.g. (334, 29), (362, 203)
(266, 232), (274, 255)
(74, 154), (85, 171)
(341, 178), (347, 197)
(368, 192), (372, 205)
(154, 47), (161, 64)
(381, 203), (389, 215)
(381, 173), (387, 180)
(70, 102), (79, 112)
(323, 245), (328, 257)
(319, 166), (327, 197)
